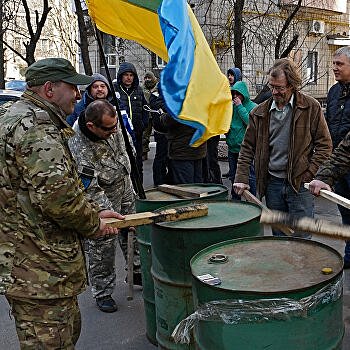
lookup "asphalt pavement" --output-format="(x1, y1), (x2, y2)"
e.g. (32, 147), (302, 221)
(0, 143), (349, 349)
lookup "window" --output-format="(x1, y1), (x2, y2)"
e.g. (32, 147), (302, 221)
(156, 56), (166, 68)
(306, 51), (318, 85)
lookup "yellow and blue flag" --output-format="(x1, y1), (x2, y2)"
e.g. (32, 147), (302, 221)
(87, 0), (232, 146)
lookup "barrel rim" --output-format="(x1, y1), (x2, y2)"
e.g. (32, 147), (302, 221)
(190, 236), (344, 295)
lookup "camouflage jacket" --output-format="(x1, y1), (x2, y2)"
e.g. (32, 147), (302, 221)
(315, 130), (350, 186)
(0, 91), (100, 298)
(68, 124), (135, 214)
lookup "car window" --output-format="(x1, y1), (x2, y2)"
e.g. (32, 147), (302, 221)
(5, 80), (27, 91)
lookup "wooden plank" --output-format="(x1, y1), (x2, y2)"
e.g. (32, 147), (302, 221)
(157, 184), (220, 199)
(101, 204), (209, 229)
(242, 190), (295, 235)
(304, 183), (350, 210)
(260, 210), (350, 239)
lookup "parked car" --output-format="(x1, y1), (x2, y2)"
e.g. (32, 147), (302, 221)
(5, 79), (27, 91)
(0, 89), (22, 105)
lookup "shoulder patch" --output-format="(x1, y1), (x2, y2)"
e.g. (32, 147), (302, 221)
(78, 165), (96, 189)
(33, 109), (51, 123)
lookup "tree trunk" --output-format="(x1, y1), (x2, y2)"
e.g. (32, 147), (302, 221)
(233, 0), (244, 71)
(74, 0), (92, 75)
(22, 0), (52, 65)
(0, 0), (5, 89)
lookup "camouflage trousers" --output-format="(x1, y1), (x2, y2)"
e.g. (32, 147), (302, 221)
(86, 230), (140, 299)
(6, 296), (80, 350)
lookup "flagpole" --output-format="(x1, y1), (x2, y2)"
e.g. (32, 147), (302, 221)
(94, 26), (146, 199)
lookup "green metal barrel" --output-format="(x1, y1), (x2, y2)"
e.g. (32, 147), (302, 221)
(190, 237), (344, 350)
(135, 184), (228, 345)
(151, 201), (262, 349)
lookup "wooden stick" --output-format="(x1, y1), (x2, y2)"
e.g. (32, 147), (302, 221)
(304, 183), (350, 210)
(260, 210), (350, 239)
(157, 184), (220, 199)
(242, 190), (294, 235)
(127, 229), (134, 301)
(101, 204), (208, 228)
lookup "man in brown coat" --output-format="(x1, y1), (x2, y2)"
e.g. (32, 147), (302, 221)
(233, 58), (332, 237)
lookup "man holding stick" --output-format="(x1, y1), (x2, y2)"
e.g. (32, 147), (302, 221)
(0, 58), (123, 349)
(233, 58), (332, 238)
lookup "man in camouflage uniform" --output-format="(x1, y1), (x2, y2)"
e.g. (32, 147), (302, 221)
(309, 131), (350, 195)
(0, 58), (123, 349)
(69, 99), (141, 313)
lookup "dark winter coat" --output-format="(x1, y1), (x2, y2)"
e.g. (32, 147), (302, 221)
(114, 62), (148, 137)
(149, 90), (206, 161)
(326, 82), (350, 149)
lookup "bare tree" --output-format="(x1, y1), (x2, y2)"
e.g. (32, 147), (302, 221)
(74, 0), (93, 75)
(49, 1), (79, 62)
(0, 0), (20, 87)
(1, 0), (51, 65)
(233, 0), (244, 70)
(21, 0), (51, 65)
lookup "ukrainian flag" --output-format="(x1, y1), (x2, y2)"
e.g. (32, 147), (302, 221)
(87, 0), (232, 146)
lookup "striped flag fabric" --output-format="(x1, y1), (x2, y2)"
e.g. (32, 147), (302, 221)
(87, 0), (232, 146)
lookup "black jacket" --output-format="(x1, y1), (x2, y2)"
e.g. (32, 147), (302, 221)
(326, 82), (350, 149)
(114, 62), (148, 136)
(149, 90), (206, 160)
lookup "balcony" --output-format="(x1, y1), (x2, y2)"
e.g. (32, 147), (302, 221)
(279, 0), (347, 14)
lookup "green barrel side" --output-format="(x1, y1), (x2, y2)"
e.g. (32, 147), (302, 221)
(136, 184), (228, 345)
(190, 237), (344, 350)
(151, 201), (262, 349)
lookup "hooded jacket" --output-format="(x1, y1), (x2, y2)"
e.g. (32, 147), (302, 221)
(66, 73), (136, 146)
(226, 81), (257, 153)
(67, 73), (113, 126)
(114, 62), (148, 136)
(227, 67), (242, 86)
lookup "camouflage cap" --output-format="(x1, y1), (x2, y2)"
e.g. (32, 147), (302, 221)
(25, 57), (93, 87)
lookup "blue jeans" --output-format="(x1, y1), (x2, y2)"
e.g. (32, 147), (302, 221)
(334, 172), (350, 261)
(171, 159), (203, 184)
(265, 175), (314, 238)
(228, 151), (256, 200)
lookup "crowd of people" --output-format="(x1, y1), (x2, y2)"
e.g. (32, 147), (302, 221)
(1, 47), (350, 348)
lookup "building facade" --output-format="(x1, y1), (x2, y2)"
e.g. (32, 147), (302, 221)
(5, 0), (79, 80)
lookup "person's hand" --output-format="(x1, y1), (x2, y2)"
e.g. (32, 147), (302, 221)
(94, 210), (125, 238)
(233, 97), (242, 106)
(233, 182), (250, 196)
(308, 180), (332, 196)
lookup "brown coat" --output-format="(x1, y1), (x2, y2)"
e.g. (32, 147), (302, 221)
(234, 91), (332, 197)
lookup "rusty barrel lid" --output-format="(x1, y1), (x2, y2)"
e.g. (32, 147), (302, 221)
(191, 237), (343, 293)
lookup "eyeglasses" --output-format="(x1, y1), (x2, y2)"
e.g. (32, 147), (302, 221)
(267, 83), (289, 92)
(95, 122), (118, 131)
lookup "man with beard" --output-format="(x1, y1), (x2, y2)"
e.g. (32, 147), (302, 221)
(66, 73), (136, 145)
(233, 58), (332, 238)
